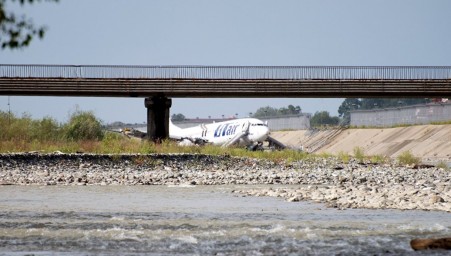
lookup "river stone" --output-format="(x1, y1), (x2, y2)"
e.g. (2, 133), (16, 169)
(1, 153), (450, 212)
(410, 237), (451, 250)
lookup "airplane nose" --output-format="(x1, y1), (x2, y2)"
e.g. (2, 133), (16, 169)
(262, 126), (270, 139)
(250, 125), (270, 142)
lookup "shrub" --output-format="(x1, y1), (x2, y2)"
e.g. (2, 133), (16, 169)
(30, 117), (61, 141)
(397, 151), (420, 166)
(370, 155), (389, 164)
(338, 151), (350, 163)
(436, 161), (450, 171)
(100, 132), (124, 153)
(318, 152), (333, 158)
(353, 147), (365, 162)
(0, 111), (61, 142)
(63, 110), (104, 141)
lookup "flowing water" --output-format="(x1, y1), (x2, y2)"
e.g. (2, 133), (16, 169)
(0, 185), (449, 255)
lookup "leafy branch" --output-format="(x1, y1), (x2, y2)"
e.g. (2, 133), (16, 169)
(0, 0), (59, 49)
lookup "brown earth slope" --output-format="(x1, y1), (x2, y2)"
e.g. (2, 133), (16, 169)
(270, 124), (451, 162)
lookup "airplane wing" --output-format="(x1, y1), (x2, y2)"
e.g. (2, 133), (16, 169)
(170, 135), (208, 145)
(266, 136), (287, 150)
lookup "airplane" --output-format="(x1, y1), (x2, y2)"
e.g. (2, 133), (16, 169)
(169, 118), (271, 149)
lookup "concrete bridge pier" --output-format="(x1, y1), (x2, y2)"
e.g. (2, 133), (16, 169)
(144, 96), (172, 142)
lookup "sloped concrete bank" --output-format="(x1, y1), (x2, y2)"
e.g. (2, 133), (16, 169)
(271, 124), (451, 162)
(0, 153), (449, 212)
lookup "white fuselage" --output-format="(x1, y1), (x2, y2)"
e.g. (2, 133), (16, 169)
(170, 118), (270, 146)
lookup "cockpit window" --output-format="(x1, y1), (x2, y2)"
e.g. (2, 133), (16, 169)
(251, 123), (268, 127)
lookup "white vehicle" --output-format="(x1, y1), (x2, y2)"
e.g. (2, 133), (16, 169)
(170, 118), (270, 149)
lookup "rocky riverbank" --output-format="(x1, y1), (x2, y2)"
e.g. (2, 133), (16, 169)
(0, 153), (450, 212)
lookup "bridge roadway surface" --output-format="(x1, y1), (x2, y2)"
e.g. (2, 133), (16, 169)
(1, 65), (451, 98)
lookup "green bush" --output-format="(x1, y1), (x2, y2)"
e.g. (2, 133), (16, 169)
(436, 161), (450, 171)
(353, 147), (365, 162)
(338, 151), (350, 163)
(0, 111), (60, 141)
(30, 117), (61, 141)
(63, 110), (104, 141)
(397, 151), (420, 166)
(370, 155), (389, 164)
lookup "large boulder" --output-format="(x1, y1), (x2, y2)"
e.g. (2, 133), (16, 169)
(410, 237), (451, 250)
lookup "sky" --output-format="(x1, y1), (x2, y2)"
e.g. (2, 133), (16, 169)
(1, 0), (451, 124)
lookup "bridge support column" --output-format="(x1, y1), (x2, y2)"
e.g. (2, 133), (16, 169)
(144, 96), (172, 142)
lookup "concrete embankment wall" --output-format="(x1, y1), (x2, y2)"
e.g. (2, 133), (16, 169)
(350, 102), (451, 127)
(271, 124), (451, 162)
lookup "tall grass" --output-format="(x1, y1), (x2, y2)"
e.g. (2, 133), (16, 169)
(0, 110), (103, 152)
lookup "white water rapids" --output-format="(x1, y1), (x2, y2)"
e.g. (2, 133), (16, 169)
(0, 185), (449, 255)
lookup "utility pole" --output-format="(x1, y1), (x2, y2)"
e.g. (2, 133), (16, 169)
(7, 96), (11, 126)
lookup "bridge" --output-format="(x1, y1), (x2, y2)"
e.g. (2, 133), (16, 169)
(1, 64), (450, 140)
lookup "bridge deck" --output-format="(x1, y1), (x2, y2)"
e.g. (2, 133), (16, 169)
(1, 65), (450, 97)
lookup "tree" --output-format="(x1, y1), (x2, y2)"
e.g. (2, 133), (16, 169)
(253, 105), (302, 118)
(0, 0), (59, 49)
(338, 98), (361, 125)
(253, 106), (279, 118)
(310, 111), (340, 127)
(171, 113), (185, 121)
(279, 104), (302, 115)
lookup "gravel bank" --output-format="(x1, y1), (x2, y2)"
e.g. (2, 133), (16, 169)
(0, 153), (449, 212)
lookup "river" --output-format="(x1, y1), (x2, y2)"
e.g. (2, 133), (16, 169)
(0, 185), (449, 255)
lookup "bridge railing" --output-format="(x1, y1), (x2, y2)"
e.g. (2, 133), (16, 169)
(1, 65), (450, 80)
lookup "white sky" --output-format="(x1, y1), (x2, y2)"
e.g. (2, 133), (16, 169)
(1, 0), (451, 123)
